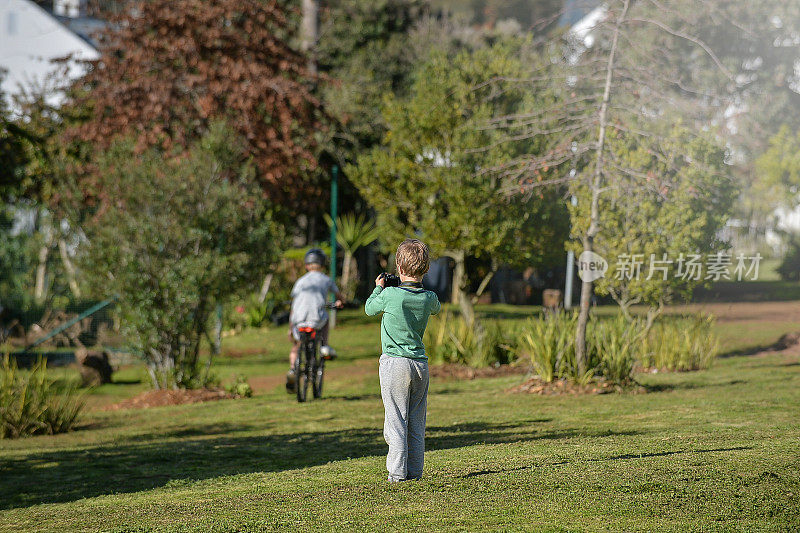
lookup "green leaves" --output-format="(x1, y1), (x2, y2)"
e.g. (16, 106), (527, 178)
(569, 125), (736, 308)
(0, 355), (84, 439)
(80, 122), (282, 389)
(323, 213), (381, 255)
(348, 43), (569, 267)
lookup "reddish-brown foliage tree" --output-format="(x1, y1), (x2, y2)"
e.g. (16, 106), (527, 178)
(68, 0), (323, 206)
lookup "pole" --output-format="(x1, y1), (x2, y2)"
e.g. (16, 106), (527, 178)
(329, 165), (339, 328)
(564, 250), (575, 310)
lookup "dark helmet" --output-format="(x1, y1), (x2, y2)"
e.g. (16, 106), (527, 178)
(304, 248), (327, 266)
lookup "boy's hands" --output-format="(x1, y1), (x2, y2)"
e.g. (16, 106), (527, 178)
(375, 274), (386, 288)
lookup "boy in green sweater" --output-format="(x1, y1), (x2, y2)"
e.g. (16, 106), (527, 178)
(365, 239), (441, 482)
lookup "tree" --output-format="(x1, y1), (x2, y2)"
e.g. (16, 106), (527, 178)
(315, 0), (429, 155)
(570, 125), (735, 322)
(79, 123), (282, 389)
(482, 0), (754, 374)
(756, 126), (800, 210)
(1, 77), (85, 305)
(349, 43), (569, 324)
(67, 0), (322, 207)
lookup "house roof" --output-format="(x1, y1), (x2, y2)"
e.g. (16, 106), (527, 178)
(0, 0), (100, 111)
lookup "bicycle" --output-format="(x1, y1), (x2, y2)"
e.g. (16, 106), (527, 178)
(292, 303), (338, 402)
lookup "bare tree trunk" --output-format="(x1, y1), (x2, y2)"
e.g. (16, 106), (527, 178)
(58, 239), (82, 298)
(472, 260), (498, 305)
(448, 250), (475, 325)
(644, 298), (665, 335)
(301, 0), (319, 75)
(575, 0), (631, 376)
(258, 273), (273, 303)
(341, 250), (353, 299)
(34, 243), (50, 302)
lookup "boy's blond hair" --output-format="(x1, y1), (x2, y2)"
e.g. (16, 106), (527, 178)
(396, 239), (430, 278)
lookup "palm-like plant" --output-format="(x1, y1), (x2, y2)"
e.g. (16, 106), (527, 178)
(324, 213), (382, 299)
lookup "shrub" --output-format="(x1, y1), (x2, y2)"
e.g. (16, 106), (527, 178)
(588, 314), (644, 386)
(515, 313), (576, 382)
(0, 355), (84, 439)
(515, 312), (647, 386)
(640, 314), (718, 371)
(227, 375), (253, 398)
(424, 311), (515, 367)
(778, 237), (800, 282)
(80, 123), (283, 390)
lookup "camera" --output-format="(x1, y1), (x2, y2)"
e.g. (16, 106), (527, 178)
(378, 272), (401, 287)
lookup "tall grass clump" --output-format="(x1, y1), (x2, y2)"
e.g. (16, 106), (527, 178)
(640, 314), (718, 371)
(516, 312), (578, 382)
(424, 311), (515, 367)
(516, 312), (646, 386)
(0, 355), (85, 439)
(588, 314), (644, 386)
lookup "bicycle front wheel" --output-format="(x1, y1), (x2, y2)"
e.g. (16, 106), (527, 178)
(313, 358), (324, 399)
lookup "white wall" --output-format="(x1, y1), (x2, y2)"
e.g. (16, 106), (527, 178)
(0, 0), (98, 112)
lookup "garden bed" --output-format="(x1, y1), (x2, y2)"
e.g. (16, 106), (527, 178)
(508, 377), (645, 395)
(429, 363), (528, 380)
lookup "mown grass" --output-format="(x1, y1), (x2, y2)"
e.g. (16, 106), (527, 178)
(0, 305), (799, 531)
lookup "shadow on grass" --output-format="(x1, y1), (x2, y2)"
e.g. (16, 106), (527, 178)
(0, 421), (636, 510)
(644, 379), (747, 393)
(458, 446), (753, 478)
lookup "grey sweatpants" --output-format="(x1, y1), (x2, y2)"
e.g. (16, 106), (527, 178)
(379, 354), (429, 481)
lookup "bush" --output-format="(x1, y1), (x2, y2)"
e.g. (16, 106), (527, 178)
(588, 314), (643, 386)
(778, 237), (800, 282)
(226, 375), (253, 398)
(515, 313), (576, 382)
(640, 314), (718, 371)
(516, 312), (645, 386)
(80, 123), (283, 390)
(425, 311), (516, 367)
(0, 355), (84, 439)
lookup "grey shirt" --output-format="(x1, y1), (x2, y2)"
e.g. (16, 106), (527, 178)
(290, 271), (339, 328)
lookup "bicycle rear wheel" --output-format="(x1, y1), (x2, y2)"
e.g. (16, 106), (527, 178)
(296, 340), (311, 403)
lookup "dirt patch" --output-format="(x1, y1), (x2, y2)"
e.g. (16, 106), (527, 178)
(508, 377), (645, 395)
(672, 301), (800, 324)
(106, 388), (235, 410)
(248, 357), (379, 393)
(218, 347), (265, 359)
(429, 364), (529, 381)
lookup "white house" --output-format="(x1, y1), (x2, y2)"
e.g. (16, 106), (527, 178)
(0, 0), (100, 113)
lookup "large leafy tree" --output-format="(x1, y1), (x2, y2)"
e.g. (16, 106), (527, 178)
(67, 0), (323, 207)
(349, 43), (569, 324)
(316, 0), (428, 155)
(80, 123), (282, 389)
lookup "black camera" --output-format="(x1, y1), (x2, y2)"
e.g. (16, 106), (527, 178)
(378, 272), (401, 287)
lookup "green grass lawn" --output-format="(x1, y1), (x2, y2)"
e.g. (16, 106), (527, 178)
(1, 306), (799, 531)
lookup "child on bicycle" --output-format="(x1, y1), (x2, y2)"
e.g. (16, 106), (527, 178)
(286, 248), (343, 391)
(365, 239), (441, 482)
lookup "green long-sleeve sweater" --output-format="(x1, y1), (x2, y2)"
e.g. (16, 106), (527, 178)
(364, 282), (441, 359)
